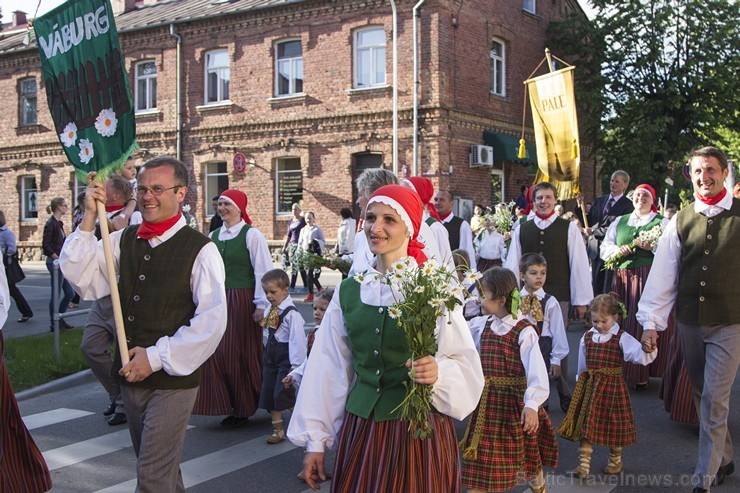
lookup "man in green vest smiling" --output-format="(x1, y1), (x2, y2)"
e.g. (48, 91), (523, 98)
(638, 146), (739, 493)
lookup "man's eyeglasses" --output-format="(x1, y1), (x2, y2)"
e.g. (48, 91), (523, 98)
(135, 185), (182, 196)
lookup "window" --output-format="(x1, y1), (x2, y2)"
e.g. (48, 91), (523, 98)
(73, 174), (87, 206)
(21, 176), (38, 221)
(205, 50), (230, 104)
(275, 40), (303, 97)
(276, 158), (303, 214)
(523, 0), (536, 14)
(204, 162), (229, 217)
(490, 39), (506, 97)
(20, 78), (37, 126)
(135, 60), (157, 112)
(490, 169), (504, 205)
(354, 27), (386, 88)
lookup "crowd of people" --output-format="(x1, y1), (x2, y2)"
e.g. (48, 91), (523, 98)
(1, 145), (737, 493)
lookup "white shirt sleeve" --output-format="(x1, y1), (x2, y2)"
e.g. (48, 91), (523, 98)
(287, 310), (308, 368)
(430, 221), (454, 268)
(544, 296), (568, 366)
(246, 227), (273, 311)
(466, 315), (489, 352)
(619, 331), (658, 366)
(504, 227), (522, 275)
(567, 221), (594, 306)
(576, 334), (587, 379)
(600, 218), (622, 261)
(458, 220), (477, 271)
(0, 262), (9, 328)
(519, 325), (550, 411)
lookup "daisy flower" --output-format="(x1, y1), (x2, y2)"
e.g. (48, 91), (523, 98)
(414, 285), (425, 293)
(388, 306), (402, 319)
(59, 122), (77, 147)
(78, 139), (94, 164)
(462, 270), (482, 287)
(95, 108), (118, 137)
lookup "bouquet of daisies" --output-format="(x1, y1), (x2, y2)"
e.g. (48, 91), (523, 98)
(488, 202), (516, 234)
(603, 224), (663, 271)
(295, 249), (352, 276)
(181, 204), (198, 230)
(354, 257), (481, 439)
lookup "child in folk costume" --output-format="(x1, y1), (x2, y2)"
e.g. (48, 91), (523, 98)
(461, 267), (557, 493)
(559, 293), (657, 477)
(452, 249), (482, 320)
(474, 216), (506, 272)
(518, 253), (571, 413)
(288, 185), (484, 492)
(258, 269), (306, 444)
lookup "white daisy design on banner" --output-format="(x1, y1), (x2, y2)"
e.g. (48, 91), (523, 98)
(94, 108), (118, 137)
(78, 139), (94, 164)
(59, 122), (78, 147)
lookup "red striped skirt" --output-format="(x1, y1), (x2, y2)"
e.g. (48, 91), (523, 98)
(613, 265), (673, 383)
(658, 321), (699, 424)
(193, 288), (263, 417)
(331, 412), (460, 493)
(1, 334), (52, 492)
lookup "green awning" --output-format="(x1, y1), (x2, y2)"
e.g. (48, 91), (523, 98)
(483, 130), (537, 166)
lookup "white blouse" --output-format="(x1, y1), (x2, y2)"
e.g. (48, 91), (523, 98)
(577, 324), (658, 378)
(599, 211), (669, 261)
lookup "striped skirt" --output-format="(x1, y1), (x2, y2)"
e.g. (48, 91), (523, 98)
(1, 333), (52, 492)
(613, 265), (673, 383)
(659, 322), (699, 424)
(476, 257), (502, 273)
(331, 412), (460, 493)
(193, 288), (262, 417)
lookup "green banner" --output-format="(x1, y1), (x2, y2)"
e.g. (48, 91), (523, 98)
(34, 0), (137, 181)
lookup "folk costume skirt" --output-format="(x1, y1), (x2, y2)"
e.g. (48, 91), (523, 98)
(193, 288), (262, 417)
(331, 411), (461, 493)
(613, 265), (672, 383)
(658, 320), (699, 424)
(1, 334), (52, 492)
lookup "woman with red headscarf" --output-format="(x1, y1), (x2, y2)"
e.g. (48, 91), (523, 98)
(405, 176), (454, 268)
(193, 189), (273, 427)
(288, 185), (484, 492)
(599, 184), (673, 389)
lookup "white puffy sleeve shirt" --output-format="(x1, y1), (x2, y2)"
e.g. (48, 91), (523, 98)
(287, 270), (484, 453)
(59, 217), (227, 377)
(577, 324), (658, 378)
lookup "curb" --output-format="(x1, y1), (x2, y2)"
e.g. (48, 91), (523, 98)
(16, 369), (96, 402)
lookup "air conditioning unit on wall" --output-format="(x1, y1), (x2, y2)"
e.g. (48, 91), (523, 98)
(469, 145), (494, 167)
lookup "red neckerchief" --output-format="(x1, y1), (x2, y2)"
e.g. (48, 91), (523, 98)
(105, 204), (124, 213)
(695, 188), (727, 206)
(439, 211), (454, 222)
(137, 212), (182, 240)
(534, 210), (556, 220)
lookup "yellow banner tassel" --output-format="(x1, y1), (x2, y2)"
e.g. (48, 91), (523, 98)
(571, 138), (579, 159)
(518, 139), (527, 159)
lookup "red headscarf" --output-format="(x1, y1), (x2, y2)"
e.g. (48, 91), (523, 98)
(634, 184), (658, 213)
(220, 189), (252, 225)
(407, 176), (442, 222)
(367, 185), (427, 265)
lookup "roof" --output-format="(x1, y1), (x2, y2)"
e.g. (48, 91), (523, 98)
(0, 0), (306, 55)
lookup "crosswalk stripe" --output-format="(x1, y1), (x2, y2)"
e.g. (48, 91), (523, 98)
(96, 435), (296, 492)
(23, 408), (95, 430)
(43, 425), (194, 471)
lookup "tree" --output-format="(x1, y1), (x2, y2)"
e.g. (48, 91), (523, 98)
(549, 0), (740, 195)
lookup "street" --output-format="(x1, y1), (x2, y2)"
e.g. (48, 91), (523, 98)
(8, 263), (740, 492)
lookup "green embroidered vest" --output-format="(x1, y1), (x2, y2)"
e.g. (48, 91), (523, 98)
(211, 225), (255, 289)
(614, 214), (664, 269)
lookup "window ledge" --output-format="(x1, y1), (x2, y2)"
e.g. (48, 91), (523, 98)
(196, 100), (234, 112)
(135, 109), (162, 117)
(268, 93), (308, 105)
(489, 91), (507, 99)
(15, 123), (44, 133)
(346, 84), (391, 95)
(522, 9), (543, 21)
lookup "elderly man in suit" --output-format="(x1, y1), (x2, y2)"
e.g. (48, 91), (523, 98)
(586, 170), (634, 295)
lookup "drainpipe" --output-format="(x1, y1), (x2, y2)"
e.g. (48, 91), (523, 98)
(390, 0), (398, 176)
(412, 0), (426, 177)
(169, 24), (182, 161)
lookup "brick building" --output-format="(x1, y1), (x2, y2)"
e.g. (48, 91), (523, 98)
(0, 0), (592, 257)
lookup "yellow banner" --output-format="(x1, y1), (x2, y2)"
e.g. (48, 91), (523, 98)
(526, 66), (580, 199)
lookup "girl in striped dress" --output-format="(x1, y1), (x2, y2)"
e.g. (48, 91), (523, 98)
(461, 267), (557, 493)
(559, 293), (657, 477)
(288, 185), (484, 492)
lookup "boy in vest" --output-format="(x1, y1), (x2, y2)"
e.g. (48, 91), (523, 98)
(258, 268), (306, 444)
(519, 253), (571, 412)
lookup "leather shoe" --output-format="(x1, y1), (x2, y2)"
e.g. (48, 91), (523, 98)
(221, 416), (249, 428)
(103, 402), (116, 417)
(17, 315), (32, 323)
(59, 319), (74, 330)
(107, 413), (127, 426)
(714, 460), (735, 486)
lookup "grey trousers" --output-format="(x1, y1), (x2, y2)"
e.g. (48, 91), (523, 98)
(80, 296), (124, 414)
(678, 321), (740, 490)
(122, 385), (199, 493)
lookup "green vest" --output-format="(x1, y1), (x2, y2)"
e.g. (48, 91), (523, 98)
(675, 199), (740, 325)
(425, 216), (437, 227)
(520, 217), (570, 302)
(614, 214), (664, 269)
(211, 225), (255, 289)
(116, 225), (211, 389)
(339, 277), (410, 422)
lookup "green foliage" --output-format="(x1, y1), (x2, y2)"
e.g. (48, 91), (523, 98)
(549, 1), (739, 196)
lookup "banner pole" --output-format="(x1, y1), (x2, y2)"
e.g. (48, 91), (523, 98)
(96, 199), (130, 368)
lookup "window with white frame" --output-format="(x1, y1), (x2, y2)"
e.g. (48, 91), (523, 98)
(204, 162), (229, 217)
(275, 39), (303, 97)
(19, 78), (37, 126)
(490, 39), (506, 97)
(73, 174), (87, 206)
(490, 169), (504, 205)
(21, 175), (38, 220)
(205, 49), (230, 104)
(135, 60), (157, 112)
(354, 27), (386, 88)
(523, 0), (536, 14)
(276, 158), (303, 214)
